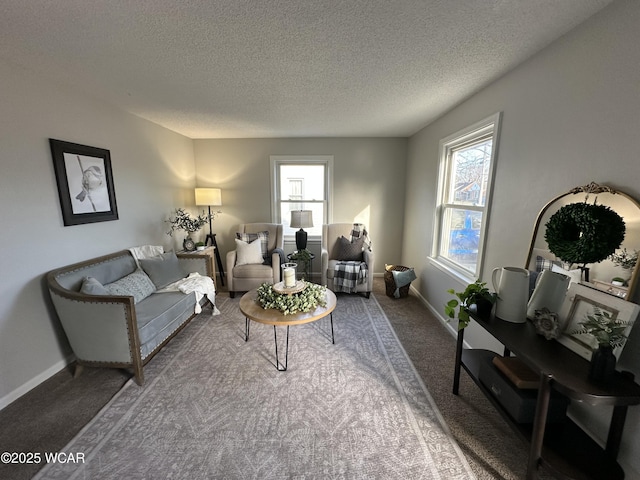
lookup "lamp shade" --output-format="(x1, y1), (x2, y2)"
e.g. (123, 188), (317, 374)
(195, 188), (222, 206)
(290, 210), (313, 229)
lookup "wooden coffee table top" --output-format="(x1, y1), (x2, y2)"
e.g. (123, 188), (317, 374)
(239, 287), (337, 326)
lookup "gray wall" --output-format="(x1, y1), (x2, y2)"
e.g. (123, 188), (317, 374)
(0, 60), (196, 407)
(193, 137), (408, 271)
(404, 1), (640, 476)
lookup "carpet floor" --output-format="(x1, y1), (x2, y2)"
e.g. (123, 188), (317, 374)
(0, 278), (548, 479)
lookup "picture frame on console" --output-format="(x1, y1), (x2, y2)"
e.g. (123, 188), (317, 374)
(557, 283), (640, 361)
(49, 139), (118, 226)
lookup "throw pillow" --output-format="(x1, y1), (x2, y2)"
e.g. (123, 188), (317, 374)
(535, 255), (560, 272)
(235, 238), (265, 266)
(535, 255), (572, 272)
(80, 276), (109, 296)
(236, 231), (270, 263)
(336, 235), (365, 261)
(104, 269), (156, 304)
(139, 251), (186, 289)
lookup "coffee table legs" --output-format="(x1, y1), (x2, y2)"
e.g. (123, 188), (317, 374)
(244, 313), (334, 371)
(273, 325), (290, 371)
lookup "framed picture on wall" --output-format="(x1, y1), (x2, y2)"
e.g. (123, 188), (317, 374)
(49, 139), (119, 226)
(557, 283), (640, 361)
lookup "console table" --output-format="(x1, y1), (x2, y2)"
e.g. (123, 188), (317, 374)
(453, 311), (640, 480)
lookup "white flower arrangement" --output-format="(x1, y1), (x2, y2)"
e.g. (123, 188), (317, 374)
(166, 208), (210, 236)
(257, 282), (327, 315)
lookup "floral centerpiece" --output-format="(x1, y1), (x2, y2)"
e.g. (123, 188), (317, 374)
(166, 208), (209, 237)
(257, 282), (327, 315)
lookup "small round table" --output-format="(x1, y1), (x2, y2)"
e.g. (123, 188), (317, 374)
(239, 287), (337, 371)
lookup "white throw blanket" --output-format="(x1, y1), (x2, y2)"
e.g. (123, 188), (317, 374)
(159, 273), (219, 315)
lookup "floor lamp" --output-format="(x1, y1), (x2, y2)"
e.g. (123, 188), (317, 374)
(195, 187), (225, 285)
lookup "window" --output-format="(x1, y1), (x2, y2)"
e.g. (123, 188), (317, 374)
(270, 156), (333, 239)
(434, 113), (501, 279)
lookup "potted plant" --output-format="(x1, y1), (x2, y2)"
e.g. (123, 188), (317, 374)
(610, 248), (638, 286)
(611, 277), (626, 287)
(166, 208), (210, 250)
(572, 307), (631, 382)
(289, 249), (313, 280)
(445, 280), (497, 330)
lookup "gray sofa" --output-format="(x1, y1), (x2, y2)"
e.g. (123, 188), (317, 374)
(47, 249), (213, 385)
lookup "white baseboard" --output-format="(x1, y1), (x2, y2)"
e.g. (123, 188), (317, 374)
(0, 355), (74, 411)
(409, 284), (458, 338)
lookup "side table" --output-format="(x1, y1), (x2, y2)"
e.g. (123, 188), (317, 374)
(178, 246), (216, 284)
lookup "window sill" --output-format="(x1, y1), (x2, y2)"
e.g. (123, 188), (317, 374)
(428, 256), (475, 285)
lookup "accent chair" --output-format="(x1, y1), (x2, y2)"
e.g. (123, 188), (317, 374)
(226, 223), (284, 298)
(321, 223), (374, 298)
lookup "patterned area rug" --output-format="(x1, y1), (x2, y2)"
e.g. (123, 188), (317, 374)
(35, 293), (475, 479)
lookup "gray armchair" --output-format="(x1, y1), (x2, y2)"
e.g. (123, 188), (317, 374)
(226, 223), (284, 298)
(321, 223), (374, 297)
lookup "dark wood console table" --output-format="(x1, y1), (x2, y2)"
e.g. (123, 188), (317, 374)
(453, 312), (640, 480)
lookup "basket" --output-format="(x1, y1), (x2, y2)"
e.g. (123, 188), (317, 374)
(384, 264), (412, 298)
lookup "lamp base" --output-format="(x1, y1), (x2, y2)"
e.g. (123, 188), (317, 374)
(295, 229), (307, 251)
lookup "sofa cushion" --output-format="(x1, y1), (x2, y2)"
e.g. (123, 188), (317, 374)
(336, 235), (365, 261)
(139, 251), (186, 289)
(104, 269), (156, 304)
(236, 231), (269, 263)
(80, 276), (109, 295)
(235, 238), (265, 266)
(135, 291), (198, 359)
(232, 263), (275, 278)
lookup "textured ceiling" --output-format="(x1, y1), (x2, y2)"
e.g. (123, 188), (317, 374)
(0, 0), (613, 138)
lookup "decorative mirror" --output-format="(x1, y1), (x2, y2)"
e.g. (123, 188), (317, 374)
(525, 182), (640, 299)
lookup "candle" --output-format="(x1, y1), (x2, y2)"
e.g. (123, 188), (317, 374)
(284, 267), (295, 287)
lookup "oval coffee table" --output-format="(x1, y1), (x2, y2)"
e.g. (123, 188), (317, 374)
(239, 287), (337, 371)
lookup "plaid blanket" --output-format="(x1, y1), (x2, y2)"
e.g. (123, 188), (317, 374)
(350, 223), (372, 251)
(333, 261), (368, 293)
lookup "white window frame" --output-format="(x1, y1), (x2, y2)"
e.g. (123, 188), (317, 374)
(432, 113), (502, 281)
(270, 155), (334, 240)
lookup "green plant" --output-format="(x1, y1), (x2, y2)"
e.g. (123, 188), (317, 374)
(572, 307), (631, 348)
(166, 208), (209, 236)
(195, 241), (205, 247)
(289, 249), (313, 263)
(289, 249), (313, 279)
(445, 280), (496, 330)
(544, 202), (625, 265)
(609, 248), (638, 271)
(257, 282), (327, 315)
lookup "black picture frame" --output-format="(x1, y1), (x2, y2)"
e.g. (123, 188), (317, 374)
(49, 139), (119, 226)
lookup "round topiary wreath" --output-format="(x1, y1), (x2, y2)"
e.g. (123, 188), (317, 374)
(544, 202), (625, 265)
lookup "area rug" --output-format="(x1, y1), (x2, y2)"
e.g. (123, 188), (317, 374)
(35, 293), (476, 480)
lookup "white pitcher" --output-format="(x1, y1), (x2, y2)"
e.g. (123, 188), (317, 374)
(527, 269), (570, 319)
(492, 267), (530, 323)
